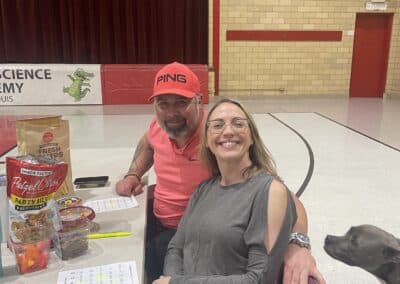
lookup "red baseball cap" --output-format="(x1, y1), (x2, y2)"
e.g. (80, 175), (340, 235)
(149, 62), (201, 101)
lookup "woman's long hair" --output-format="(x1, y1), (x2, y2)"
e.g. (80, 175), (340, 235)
(200, 98), (280, 180)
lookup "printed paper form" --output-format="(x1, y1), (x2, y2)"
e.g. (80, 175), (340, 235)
(84, 196), (138, 213)
(57, 261), (139, 284)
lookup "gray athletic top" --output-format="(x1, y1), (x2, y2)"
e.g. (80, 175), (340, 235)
(164, 172), (297, 284)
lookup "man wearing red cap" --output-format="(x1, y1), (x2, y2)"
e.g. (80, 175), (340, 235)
(116, 62), (324, 284)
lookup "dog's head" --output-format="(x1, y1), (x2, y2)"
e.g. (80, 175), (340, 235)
(324, 225), (400, 273)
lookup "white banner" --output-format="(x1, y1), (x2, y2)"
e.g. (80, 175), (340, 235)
(0, 64), (102, 105)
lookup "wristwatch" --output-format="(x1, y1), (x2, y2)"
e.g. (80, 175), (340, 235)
(289, 232), (311, 250)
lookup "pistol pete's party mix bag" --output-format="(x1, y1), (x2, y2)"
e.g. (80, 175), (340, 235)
(16, 116), (73, 197)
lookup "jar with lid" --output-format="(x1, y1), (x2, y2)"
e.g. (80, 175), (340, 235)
(53, 206), (95, 260)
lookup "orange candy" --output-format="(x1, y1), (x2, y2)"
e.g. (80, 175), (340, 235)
(14, 240), (50, 274)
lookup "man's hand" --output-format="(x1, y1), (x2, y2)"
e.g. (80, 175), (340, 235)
(283, 244), (326, 284)
(115, 175), (143, 196)
(152, 276), (171, 284)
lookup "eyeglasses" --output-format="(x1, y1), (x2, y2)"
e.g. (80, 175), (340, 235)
(155, 97), (196, 113)
(207, 118), (249, 134)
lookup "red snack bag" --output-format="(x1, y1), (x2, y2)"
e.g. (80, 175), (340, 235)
(6, 155), (67, 243)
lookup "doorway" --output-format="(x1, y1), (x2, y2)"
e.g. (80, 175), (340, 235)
(349, 13), (393, 97)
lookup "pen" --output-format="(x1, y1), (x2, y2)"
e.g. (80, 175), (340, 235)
(87, 231), (132, 239)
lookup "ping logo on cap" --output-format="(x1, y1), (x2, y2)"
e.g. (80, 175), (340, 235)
(149, 62), (201, 101)
(156, 73), (187, 85)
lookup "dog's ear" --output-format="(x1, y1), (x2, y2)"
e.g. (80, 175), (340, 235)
(383, 245), (400, 263)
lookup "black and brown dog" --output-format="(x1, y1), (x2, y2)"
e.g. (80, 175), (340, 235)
(324, 224), (400, 284)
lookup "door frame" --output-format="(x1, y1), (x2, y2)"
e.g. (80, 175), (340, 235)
(349, 13), (393, 98)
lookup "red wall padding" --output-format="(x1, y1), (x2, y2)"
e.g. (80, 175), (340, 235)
(101, 64), (209, 105)
(0, 116), (17, 156)
(0, 115), (46, 156)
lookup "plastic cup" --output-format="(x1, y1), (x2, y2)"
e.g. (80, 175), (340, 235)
(53, 206), (95, 260)
(53, 218), (91, 260)
(12, 239), (51, 274)
(56, 196), (82, 209)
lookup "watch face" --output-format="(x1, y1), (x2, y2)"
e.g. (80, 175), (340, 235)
(290, 233), (310, 248)
(298, 234), (309, 242)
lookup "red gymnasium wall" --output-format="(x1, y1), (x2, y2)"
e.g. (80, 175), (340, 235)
(0, 115), (46, 156)
(0, 116), (18, 156)
(101, 64), (209, 105)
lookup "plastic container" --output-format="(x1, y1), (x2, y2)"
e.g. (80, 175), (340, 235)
(10, 217), (56, 245)
(11, 239), (51, 274)
(53, 218), (91, 260)
(58, 206), (95, 226)
(56, 196), (82, 209)
(53, 206), (95, 260)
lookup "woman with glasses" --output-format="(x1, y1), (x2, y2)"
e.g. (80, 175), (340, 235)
(153, 98), (299, 284)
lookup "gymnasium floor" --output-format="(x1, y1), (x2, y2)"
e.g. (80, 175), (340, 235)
(1, 96), (400, 283)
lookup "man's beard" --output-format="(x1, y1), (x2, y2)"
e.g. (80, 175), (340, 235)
(158, 106), (200, 140)
(161, 119), (189, 139)
(164, 124), (189, 139)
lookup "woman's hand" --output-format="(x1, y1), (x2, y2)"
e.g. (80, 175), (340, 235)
(152, 276), (171, 284)
(283, 245), (326, 284)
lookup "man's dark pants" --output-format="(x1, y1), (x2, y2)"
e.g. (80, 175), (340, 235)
(145, 196), (177, 284)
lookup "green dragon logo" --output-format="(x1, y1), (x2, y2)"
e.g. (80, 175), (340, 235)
(63, 68), (94, 101)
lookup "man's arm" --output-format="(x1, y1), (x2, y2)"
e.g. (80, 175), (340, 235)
(283, 193), (326, 284)
(115, 134), (154, 196)
(126, 134), (154, 177)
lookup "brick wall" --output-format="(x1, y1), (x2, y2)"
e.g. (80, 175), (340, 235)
(386, 5), (400, 97)
(209, 0), (400, 97)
